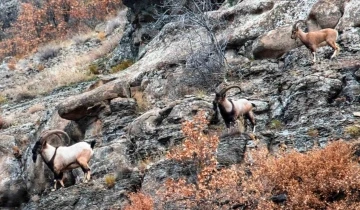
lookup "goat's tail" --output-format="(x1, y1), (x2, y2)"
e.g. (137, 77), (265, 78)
(89, 140), (96, 149)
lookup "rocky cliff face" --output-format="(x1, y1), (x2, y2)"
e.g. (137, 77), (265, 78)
(0, 0), (359, 209)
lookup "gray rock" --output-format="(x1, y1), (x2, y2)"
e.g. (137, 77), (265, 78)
(217, 131), (251, 166)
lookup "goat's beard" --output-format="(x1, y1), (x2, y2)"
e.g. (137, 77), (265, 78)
(32, 141), (41, 162)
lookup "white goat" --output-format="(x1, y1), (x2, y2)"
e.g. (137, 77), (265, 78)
(291, 20), (340, 63)
(32, 130), (96, 191)
(213, 85), (256, 132)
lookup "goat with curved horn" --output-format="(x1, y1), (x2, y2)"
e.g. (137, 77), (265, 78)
(213, 85), (256, 132)
(32, 130), (96, 191)
(291, 20), (340, 63)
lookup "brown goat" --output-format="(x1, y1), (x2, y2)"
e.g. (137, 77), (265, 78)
(291, 20), (340, 63)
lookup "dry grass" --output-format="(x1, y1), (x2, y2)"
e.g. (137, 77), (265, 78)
(3, 19), (124, 101)
(4, 70), (95, 100)
(27, 104), (45, 114)
(104, 174), (116, 189)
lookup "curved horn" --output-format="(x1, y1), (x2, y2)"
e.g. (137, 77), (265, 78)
(218, 85), (242, 96)
(39, 130), (71, 145)
(292, 20), (305, 30)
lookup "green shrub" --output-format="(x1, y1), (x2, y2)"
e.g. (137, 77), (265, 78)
(345, 125), (360, 138)
(110, 60), (134, 73)
(269, 119), (283, 130)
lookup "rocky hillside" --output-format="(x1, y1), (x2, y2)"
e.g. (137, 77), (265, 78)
(0, 0), (360, 209)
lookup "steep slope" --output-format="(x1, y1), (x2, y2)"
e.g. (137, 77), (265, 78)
(0, 0), (359, 209)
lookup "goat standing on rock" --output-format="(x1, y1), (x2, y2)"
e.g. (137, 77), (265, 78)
(213, 85), (256, 132)
(32, 130), (96, 191)
(291, 20), (340, 63)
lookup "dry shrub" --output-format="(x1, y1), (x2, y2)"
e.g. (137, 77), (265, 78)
(0, 115), (14, 129)
(0, 117), (3, 129)
(241, 140), (360, 209)
(12, 146), (22, 159)
(35, 45), (61, 61)
(7, 58), (17, 70)
(307, 128), (319, 137)
(36, 64), (45, 71)
(72, 33), (92, 45)
(27, 104), (45, 114)
(89, 64), (100, 75)
(0, 94), (7, 104)
(97, 32), (106, 40)
(7, 86), (36, 102)
(153, 112), (360, 209)
(124, 192), (154, 210)
(132, 88), (150, 113)
(157, 111), (242, 209)
(104, 174), (116, 189)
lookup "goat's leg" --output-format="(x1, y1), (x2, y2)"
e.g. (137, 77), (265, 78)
(312, 52), (316, 63)
(328, 41), (339, 59)
(246, 111), (256, 133)
(78, 158), (91, 183)
(52, 172), (63, 191)
(59, 172), (65, 189)
(52, 180), (57, 191)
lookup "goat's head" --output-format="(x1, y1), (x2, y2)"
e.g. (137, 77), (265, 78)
(31, 130), (70, 162)
(291, 20), (305, 39)
(214, 85), (242, 103)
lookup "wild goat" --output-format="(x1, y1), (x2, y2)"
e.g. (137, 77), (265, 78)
(291, 20), (340, 63)
(213, 85), (256, 132)
(32, 130), (96, 191)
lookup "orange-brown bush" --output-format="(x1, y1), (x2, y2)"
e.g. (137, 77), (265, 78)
(241, 140), (360, 209)
(123, 192), (154, 210)
(157, 111), (242, 209)
(0, 0), (123, 59)
(153, 112), (360, 209)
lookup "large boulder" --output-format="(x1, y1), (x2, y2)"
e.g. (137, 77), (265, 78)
(307, 0), (345, 31)
(337, 0), (360, 30)
(252, 26), (302, 59)
(57, 80), (131, 120)
(217, 131), (252, 166)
